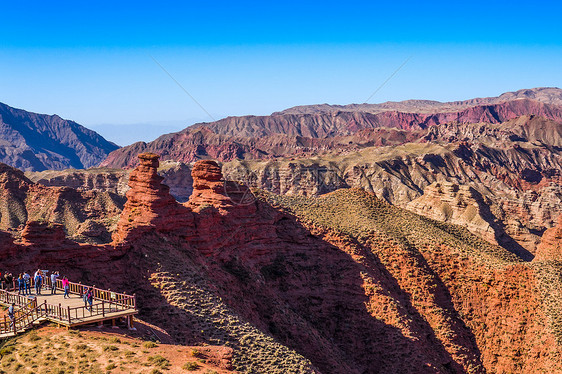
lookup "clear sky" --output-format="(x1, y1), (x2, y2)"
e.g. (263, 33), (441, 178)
(1, 1), (561, 145)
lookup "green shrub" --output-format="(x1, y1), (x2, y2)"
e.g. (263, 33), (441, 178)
(183, 361), (200, 371)
(143, 341), (158, 349)
(147, 355), (170, 368)
(105, 363), (117, 371)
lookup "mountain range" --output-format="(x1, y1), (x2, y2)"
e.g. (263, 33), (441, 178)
(2, 87), (562, 372)
(0, 102), (118, 171)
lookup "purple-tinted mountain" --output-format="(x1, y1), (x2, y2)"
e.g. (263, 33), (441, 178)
(0, 102), (119, 171)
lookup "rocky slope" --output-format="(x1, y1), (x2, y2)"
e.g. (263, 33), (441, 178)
(2, 153), (562, 373)
(406, 182), (498, 245)
(43, 114), (562, 256)
(0, 102), (119, 171)
(535, 214), (562, 261)
(221, 117), (562, 257)
(26, 167), (130, 195)
(94, 89), (562, 257)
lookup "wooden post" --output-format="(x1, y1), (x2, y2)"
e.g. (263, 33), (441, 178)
(67, 306), (71, 325)
(58, 303), (62, 320)
(102, 301), (105, 317)
(127, 315), (136, 331)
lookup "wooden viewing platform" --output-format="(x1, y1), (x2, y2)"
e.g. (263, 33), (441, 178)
(0, 277), (137, 338)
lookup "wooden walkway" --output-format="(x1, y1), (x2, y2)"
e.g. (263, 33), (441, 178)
(0, 277), (137, 338)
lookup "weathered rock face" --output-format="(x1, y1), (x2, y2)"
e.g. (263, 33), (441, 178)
(0, 162), (124, 244)
(188, 160), (230, 208)
(112, 153), (194, 243)
(101, 96), (562, 168)
(221, 117), (562, 257)
(21, 221), (66, 245)
(535, 214), (562, 261)
(4, 155), (562, 373)
(407, 182), (497, 242)
(26, 168), (130, 196)
(158, 160), (193, 203)
(27, 162), (195, 203)
(0, 230), (16, 257)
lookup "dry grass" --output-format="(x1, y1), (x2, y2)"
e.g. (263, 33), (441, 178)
(259, 188), (521, 268)
(0, 327), (230, 374)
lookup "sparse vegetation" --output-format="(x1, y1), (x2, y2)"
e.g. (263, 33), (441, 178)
(147, 354), (170, 369)
(183, 361), (200, 371)
(143, 341), (158, 349)
(0, 327), (225, 373)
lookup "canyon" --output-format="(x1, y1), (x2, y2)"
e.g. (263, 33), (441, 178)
(1, 153), (562, 373)
(2, 87), (562, 372)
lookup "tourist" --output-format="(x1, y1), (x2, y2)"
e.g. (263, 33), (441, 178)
(17, 274), (24, 295)
(23, 271), (31, 295)
(50, 271), (60, 295)
(34, 269), (42, 295)
(83, 285), (89, 307)
(8, 303), (15, 329)
(5, 273), (13, 291)
(1, 272), (7, 290)
(62, 277), (70, 299)
(87, 287), (94, 311)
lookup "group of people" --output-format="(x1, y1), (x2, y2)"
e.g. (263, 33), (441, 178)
(0, 269), (72, 298)
(3, 271), (97, 330)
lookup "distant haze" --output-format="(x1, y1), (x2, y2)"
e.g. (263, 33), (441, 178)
(88, 121), (201, 147)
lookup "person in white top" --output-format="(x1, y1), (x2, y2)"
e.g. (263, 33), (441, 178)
(50, 271), (60, 295)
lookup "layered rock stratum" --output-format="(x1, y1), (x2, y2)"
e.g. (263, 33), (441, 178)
(0, 162), (124, 243)
(535, 214), (562, 261)
(94, 89), (562, 256)
(2, 153), (562, 373)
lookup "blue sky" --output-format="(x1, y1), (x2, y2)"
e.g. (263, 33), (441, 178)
(1, 1), (561, 145)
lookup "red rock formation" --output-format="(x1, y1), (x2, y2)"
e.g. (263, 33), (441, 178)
(0, 162), (123, 244)
(535, 214), (562, 261)
(4, 155), (562, 372)
(0, 230), (16, 258)
(188, 160), (231, 208)
(112, 153), (194, 243)
(20, 221), (67, 246)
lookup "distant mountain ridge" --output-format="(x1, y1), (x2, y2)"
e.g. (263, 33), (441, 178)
(0, 102), (119, 171)
(101, 88), (562, 168)
(276, 87), (562, 115)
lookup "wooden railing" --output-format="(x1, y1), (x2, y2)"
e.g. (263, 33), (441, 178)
(3, 277), (135, 309)
(0, 299), (45, 335)
(45, 278), (136, 309)
(0, 278), (136, 330)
